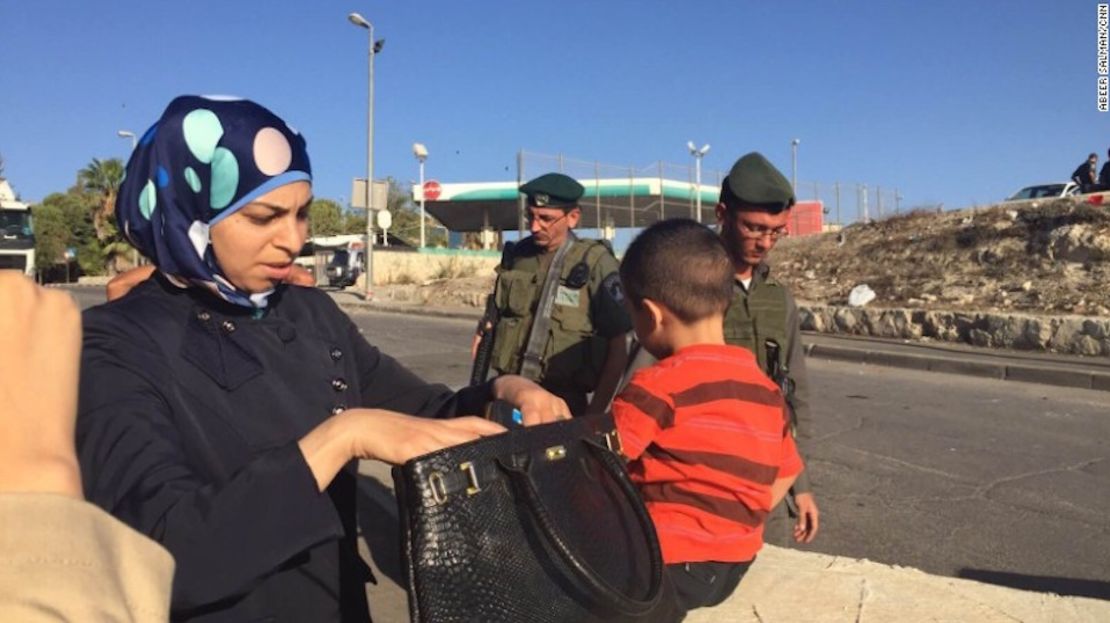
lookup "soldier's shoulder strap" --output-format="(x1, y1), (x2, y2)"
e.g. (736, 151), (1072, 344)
(575, 237), (616, 264)
(498, 240), (517, 270)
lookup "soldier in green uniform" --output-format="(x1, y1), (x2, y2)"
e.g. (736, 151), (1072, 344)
(473, 173), (631, 416)
(715, 152), (821, 544)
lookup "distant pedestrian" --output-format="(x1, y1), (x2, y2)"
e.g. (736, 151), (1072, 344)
(1071, 153), (1098, 193)
(1099, 149), (1110, 190)
(612, 218), (803, 613)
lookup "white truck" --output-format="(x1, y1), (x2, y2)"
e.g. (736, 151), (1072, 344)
(0, 179), (34, 276)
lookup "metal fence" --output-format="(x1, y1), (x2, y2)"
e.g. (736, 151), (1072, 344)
(517, 151), (904, 231)
(793, 181), (907, 227)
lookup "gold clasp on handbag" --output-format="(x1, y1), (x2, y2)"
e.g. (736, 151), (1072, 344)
(602, 430), (622, 454)
(428, 471), (448, 504)
(545, 445), (567, 461)
(460, 462), (482, 496)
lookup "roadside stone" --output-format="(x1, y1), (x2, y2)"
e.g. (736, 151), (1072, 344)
(969, 328), (992, 347)
(834, 308), (858, 333)
(864, 311), (898, 337)
(1083, 318), (1108, 340)
(1048, 224), (1105, 263)
(952, 313), (979, 340)
(798, 307), (823, 332)
(1018, 317), (1052, 350)
(1074, 335), (1103, 356)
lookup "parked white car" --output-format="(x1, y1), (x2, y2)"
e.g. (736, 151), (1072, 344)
(1005, 182), (1080, 201)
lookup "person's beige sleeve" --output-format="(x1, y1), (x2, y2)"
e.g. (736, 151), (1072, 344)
(0, 493), (174, 623)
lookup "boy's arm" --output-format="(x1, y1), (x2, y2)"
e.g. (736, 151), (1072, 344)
(611, 382), (672, 461)
(770, 473), (799, 509)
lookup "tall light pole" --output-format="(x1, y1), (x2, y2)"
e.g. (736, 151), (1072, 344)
(117, 129), (141, 267)
(349, 11), (384, 300)
(117, 130), (137, 151)
(687, 141), (710, 222)
(413, 142), (428, 248)
(791, 138), (800, 193)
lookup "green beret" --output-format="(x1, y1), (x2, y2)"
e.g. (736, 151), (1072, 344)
(720, 152), (795, 212)
(520, 173), (584, 209)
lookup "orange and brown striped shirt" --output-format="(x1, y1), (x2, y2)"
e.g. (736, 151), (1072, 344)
(613, 343), (803, 564)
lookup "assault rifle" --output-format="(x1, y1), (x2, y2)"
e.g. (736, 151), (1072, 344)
(766, 339), (802, 518)
(764, 340), (797, 435)
(469, 293), (499, 386)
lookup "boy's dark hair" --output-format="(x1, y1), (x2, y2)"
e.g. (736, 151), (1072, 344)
(619, 218), (733, 323)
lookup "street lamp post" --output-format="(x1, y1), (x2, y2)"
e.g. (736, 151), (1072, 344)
(413, 143), (428, 248)
(349, 12), (384, 300)
(117, 130), (137, 151)
(791, 138), (800, 193)
(686, 141), (710, 223)
(117, 129), (141, 267)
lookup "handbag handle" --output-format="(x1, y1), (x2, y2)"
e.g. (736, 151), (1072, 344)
(499, 439), (663, 616)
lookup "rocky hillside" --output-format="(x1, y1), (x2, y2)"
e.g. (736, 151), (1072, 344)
(370, 198), (1110, 321)
(773, 199), (1110, 317)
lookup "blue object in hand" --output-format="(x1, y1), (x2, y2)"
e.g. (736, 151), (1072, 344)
(512, 409), (523, 426)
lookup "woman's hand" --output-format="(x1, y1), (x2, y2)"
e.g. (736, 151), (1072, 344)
(344, 410), (506, 464)
(491, 376), (572, 425)
(298, 409), (505, 491)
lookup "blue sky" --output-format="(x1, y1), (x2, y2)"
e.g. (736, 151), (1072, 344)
(2, 1), (1107, 216)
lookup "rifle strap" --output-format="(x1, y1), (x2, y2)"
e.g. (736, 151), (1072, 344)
(519, 234), (574, 380)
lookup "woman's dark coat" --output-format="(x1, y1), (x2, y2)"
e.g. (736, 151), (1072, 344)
(77, 274), (490, 622)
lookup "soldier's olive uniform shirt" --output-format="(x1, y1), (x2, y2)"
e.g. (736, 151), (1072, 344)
(489, 234), (631, 412)
(724, 263), (813, 494)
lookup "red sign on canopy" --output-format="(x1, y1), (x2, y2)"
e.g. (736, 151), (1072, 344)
(423, 180), (442, 201)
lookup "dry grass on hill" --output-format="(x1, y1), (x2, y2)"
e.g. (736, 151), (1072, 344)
(366, 199), (1110, 318)
(772, 199), (1110, 316)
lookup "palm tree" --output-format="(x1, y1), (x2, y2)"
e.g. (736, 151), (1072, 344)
(78, 157), (136, 275)
(77, 157), (125, 242)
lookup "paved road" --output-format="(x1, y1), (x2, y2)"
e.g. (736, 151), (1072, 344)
(345, 308), (1110, 599)
(65, 287), (1110, 600)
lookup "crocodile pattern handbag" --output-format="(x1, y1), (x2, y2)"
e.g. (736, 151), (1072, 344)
(393, 413), (681, 623)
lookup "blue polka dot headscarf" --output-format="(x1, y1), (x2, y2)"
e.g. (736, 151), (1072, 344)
(117, 95), (312, 309)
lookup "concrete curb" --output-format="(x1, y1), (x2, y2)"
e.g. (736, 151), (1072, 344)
(806, 342), (1110, 393)
(331, 294), (1110, 394)
(333, 297), (483, 322)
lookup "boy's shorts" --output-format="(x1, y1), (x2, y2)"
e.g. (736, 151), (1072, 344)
(665, 559), (753, 612)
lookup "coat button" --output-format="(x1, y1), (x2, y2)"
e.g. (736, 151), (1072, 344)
(221, 320), (237, 334)
(331, 378), (348, 392)
(196, 311), (211, 321)
(331, 404), (347, 415)
(330, 347), (343, 361)
(277, 325), (296, 342)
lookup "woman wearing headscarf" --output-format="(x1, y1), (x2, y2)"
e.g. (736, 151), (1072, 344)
(76, 95), (569, 622)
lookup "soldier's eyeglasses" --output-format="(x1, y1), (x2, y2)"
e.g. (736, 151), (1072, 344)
(526, 210), (568, 228)
(737, 220), (788, 241)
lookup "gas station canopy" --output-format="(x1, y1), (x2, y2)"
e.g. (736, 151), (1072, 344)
(413, 178), (722, 233)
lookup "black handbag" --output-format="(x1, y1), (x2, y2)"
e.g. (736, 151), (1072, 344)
(392, 412), (682, 623)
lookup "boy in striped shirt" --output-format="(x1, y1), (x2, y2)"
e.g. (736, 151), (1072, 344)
(612, 218), (804, 612)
